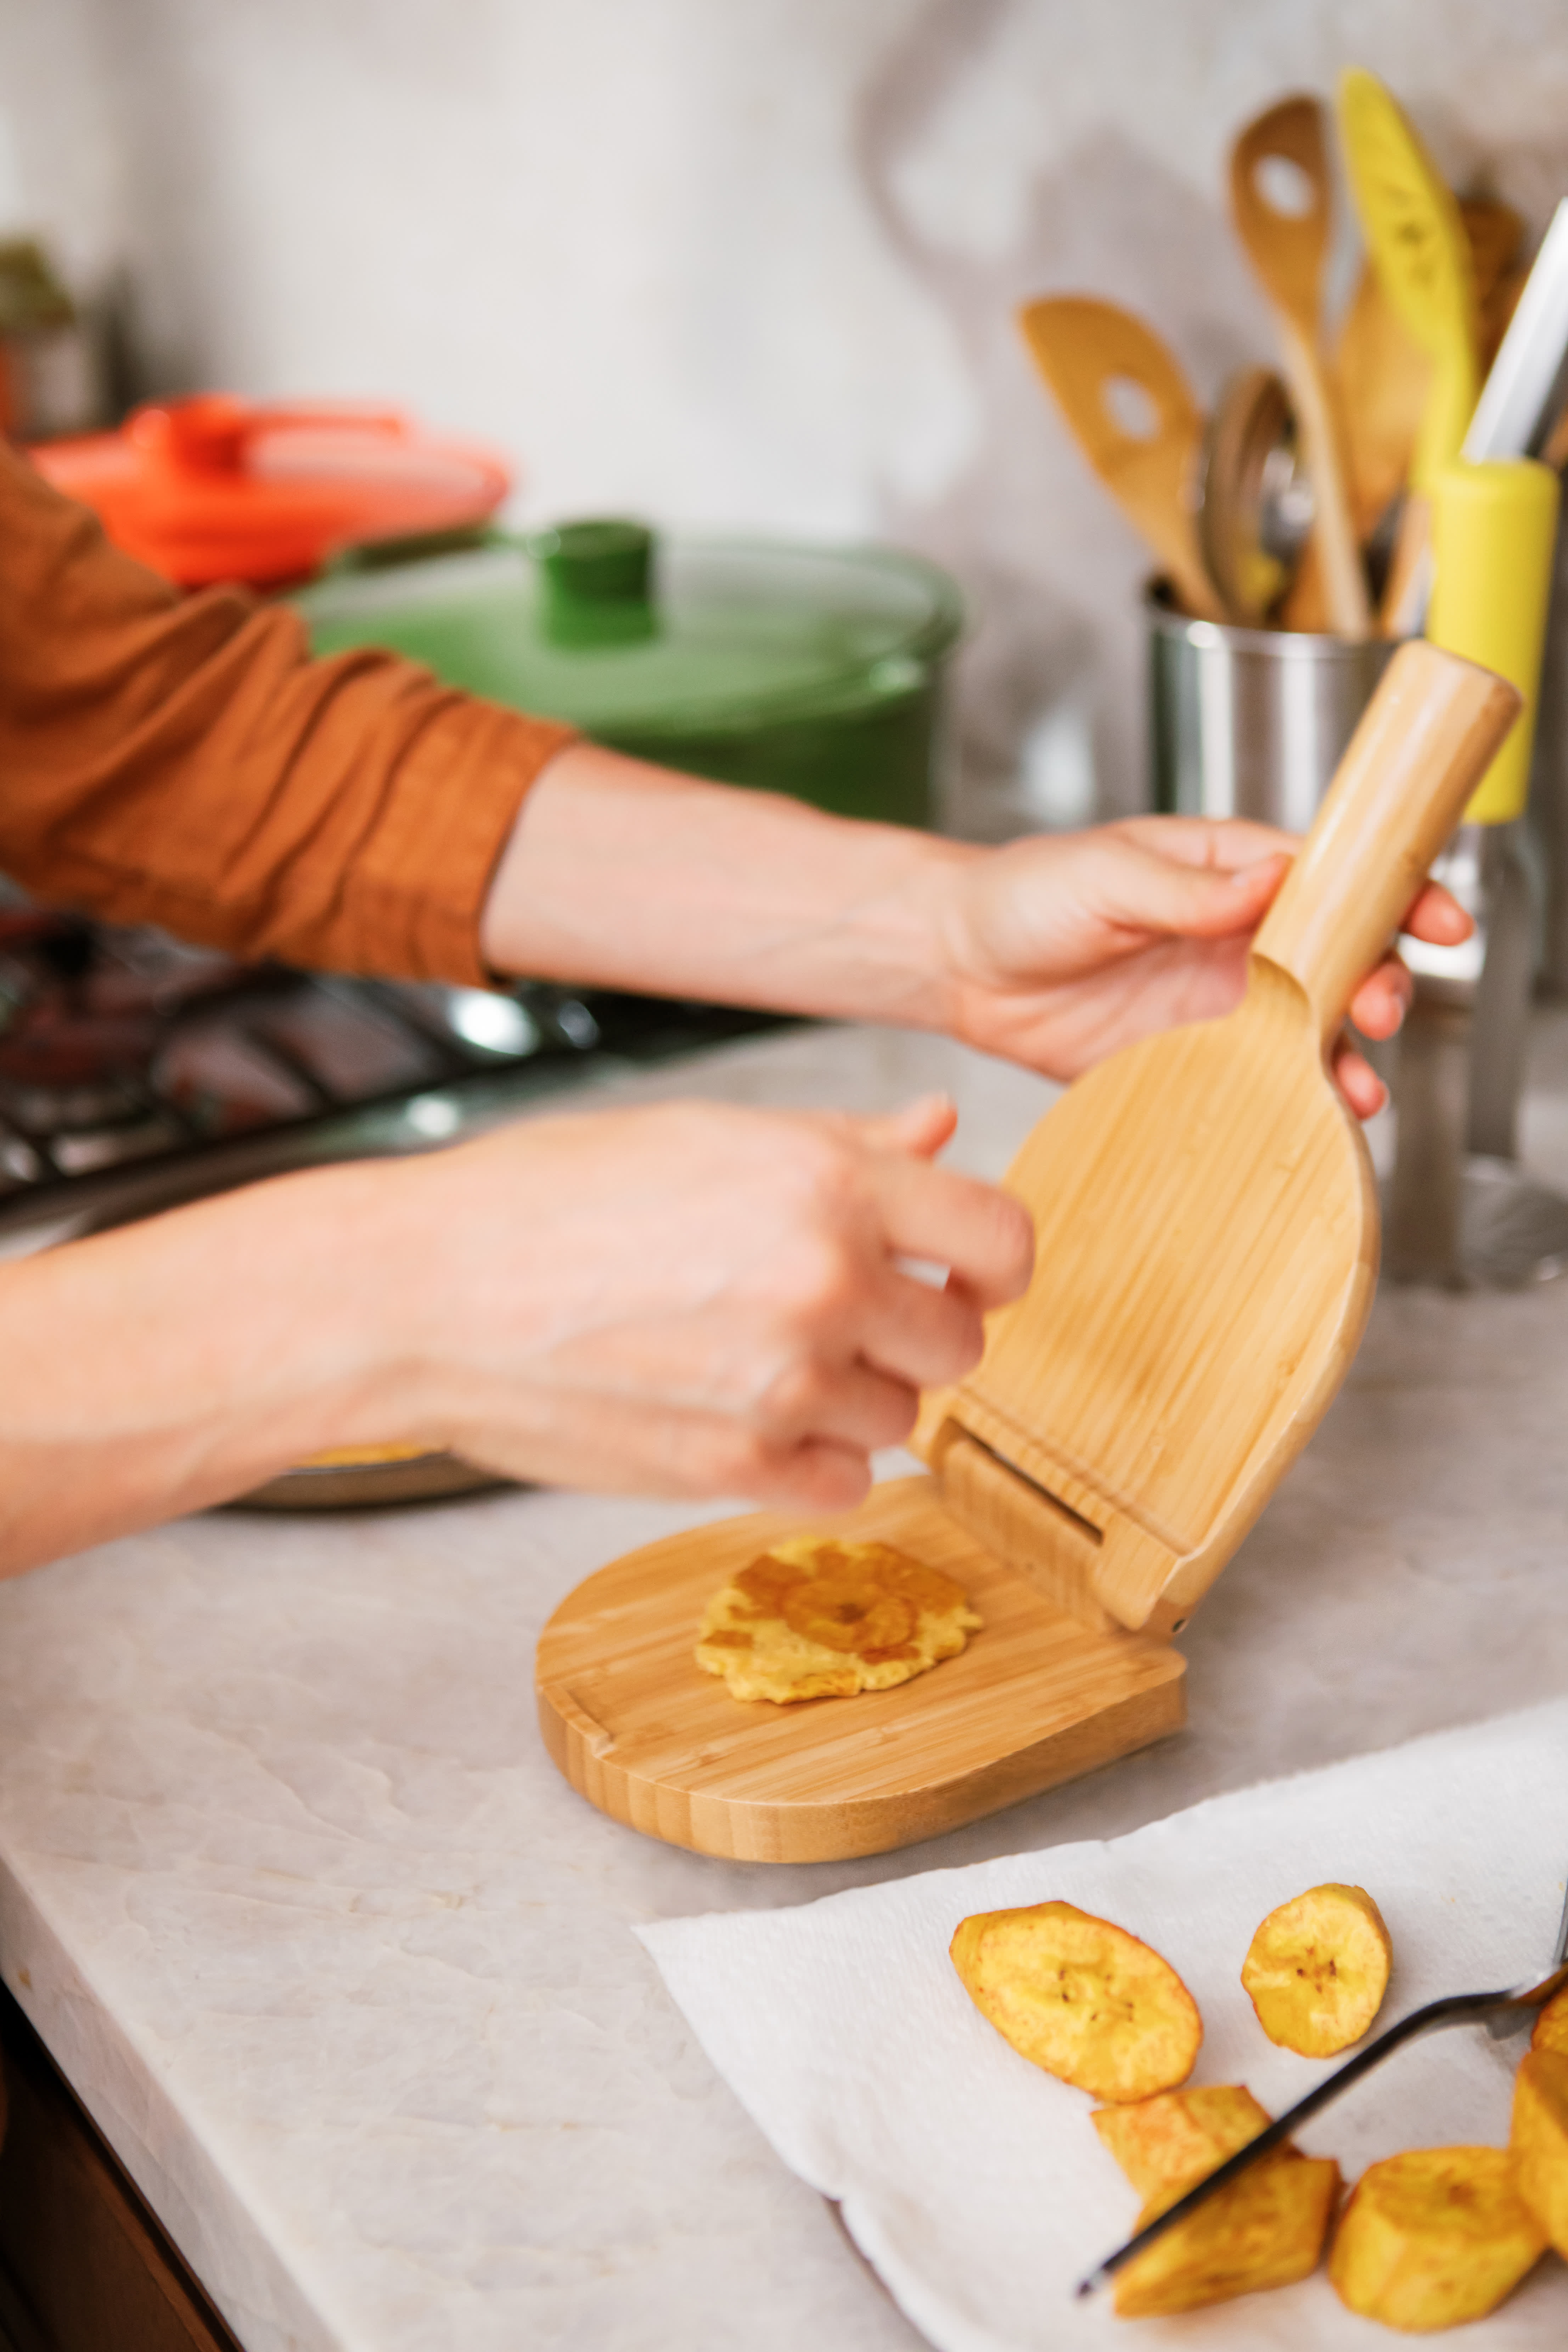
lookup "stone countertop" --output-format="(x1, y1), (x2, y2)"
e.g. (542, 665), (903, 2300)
(1, 1019), (1567, 2352)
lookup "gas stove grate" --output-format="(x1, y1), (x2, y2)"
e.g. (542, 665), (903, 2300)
(0, 908), (782, 1232)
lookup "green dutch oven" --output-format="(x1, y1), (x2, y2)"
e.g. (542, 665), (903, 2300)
(294, 518), (964, 828)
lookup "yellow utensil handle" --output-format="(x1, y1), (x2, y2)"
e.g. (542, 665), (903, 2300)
(1425, 458), (1561, 825)
(1253, 639), (1518, 1042)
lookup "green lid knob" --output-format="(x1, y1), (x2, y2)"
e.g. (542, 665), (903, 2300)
(529, 518), (657, 647)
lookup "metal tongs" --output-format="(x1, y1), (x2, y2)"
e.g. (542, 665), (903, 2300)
(1078, 1881), (1568, 2300)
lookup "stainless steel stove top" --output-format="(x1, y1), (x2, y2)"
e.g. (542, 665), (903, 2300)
(0, 906), (782, 1253)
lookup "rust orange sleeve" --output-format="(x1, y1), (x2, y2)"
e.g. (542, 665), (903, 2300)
(0, 438), (577, 983)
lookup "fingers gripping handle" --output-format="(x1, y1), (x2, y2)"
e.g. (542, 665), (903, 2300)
(1251, 640), (1520, 1044)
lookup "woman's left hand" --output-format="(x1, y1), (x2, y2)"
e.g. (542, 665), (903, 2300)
(934, 814), (1470, 1117)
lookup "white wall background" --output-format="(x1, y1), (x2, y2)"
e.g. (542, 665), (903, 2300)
(6, 0), (1568, 829)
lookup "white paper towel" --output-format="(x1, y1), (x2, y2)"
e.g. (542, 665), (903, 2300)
(639, 1700), (1568, 2348)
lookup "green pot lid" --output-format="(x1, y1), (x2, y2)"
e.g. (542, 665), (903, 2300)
(294, 519), (963, 739)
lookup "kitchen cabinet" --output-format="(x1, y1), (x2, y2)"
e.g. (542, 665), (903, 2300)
(0, 1991), (239, 2352)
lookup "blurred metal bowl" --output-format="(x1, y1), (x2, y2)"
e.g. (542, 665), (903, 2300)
(237, 1449), (505, 1512)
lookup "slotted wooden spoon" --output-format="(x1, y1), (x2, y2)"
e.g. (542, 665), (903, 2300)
(1230, 95), (1371, 639)
(1018, 295), (1224, 621)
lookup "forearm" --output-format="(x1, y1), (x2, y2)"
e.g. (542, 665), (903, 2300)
(0, 1166), (416, 1576)
(0, 442), (572, 984)
(480, 739), (977, 1027)
(0, 1094), (1029, 1574)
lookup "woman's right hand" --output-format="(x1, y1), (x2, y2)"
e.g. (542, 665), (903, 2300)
(369, 1091), (1034, 1509)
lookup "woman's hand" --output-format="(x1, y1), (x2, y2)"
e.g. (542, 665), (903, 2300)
(933, 815), (1471, 1117)
(486, 751), (1467, 1119)
(0, 1091), (1033, 1573)
(383, 1093), (1032, 1508)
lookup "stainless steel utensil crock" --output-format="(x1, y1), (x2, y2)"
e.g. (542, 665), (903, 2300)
(1146, 583), (1566, 1287)
(1147, 586), (1396, 828)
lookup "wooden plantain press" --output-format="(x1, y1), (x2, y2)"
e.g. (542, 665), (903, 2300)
(537, 644), (1516, 1863)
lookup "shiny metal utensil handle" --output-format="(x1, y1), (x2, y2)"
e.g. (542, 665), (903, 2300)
(1465, 198), (1568, 460)
(1077, 1957), (1568, 2300)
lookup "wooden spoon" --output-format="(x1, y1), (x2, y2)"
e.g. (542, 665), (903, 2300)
(1229, 95), (1372, 639)
(1466, 198), (1528, 362)
(1018, 296), (1224, 621)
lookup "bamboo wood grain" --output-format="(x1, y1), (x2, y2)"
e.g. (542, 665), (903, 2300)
(1017, 296), (1224, 621)
(1230, 96), (1371, 640)
(535, 1477), (1184, 1862)
(917, 640), (1517, 1637)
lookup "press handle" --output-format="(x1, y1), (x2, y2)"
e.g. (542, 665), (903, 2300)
(1251, 639), (1519, 1043)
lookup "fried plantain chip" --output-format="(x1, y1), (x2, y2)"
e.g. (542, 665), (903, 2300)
(852, 1542), (968, 1614)
(781, 1574), (915, 1654)
(1328, 2147), (1546, 2331)
(696, 1535), (980, 1703)
(1114, 2148), (1341, 2318)
(1531, 1983), (1568, 2058)
(1512, 2047), (1568, 2258)
(732, 1553), (812, 1610)
(950, 1901), (1201, 2103)
(1093, 2084), (1271, 2199)
(1241, 1883), (1391, 2057)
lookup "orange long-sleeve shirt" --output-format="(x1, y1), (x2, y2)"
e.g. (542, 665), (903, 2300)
(0, 438), (576, 983)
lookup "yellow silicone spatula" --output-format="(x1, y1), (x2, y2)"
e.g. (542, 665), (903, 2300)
(1018, 296), (1225, 622)
(1334, 200), (1523, 547)
(1337, 67), (1480, 632)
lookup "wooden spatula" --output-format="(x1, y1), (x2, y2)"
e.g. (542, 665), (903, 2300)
(1018, 295), (1224, 621)
(917, 639), (1517, 1640)
(1230, 96), (1371, 640)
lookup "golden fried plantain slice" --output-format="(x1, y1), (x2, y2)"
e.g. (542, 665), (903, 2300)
(696, 1535), (980, 1703)
(1241, 1883), (1392, 2057)
(732, 1553), (812, 1610)
(1531, 1983), (1568, 2058)
(851, 1542), (968, 1614)
(1329, 2147), (1546, 2331)
(1511, 2047), (1568, 2258)
(950, 1901), (1201, 2103)
(1093, 2084), (1271, 2199)
(1114, 2149), (1341, 2318)
(781, 1574), (915, 1654)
